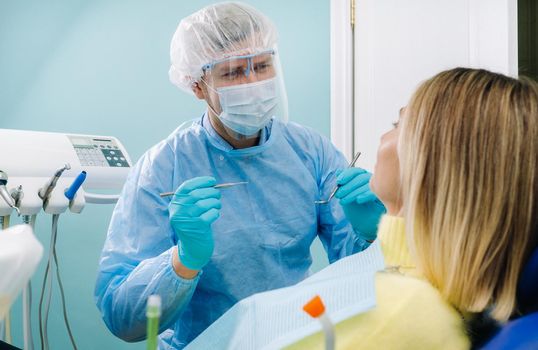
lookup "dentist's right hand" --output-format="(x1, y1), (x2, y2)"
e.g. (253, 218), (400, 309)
(169, 176), (221, 271)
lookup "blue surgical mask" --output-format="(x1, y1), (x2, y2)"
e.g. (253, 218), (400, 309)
(212, 78), (278, 137)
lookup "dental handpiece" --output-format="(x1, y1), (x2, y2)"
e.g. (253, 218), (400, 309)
(65, 171), (87, 200)
(38, 163), (71, 200)
(11, 185), (23, 207)
(0, 170), (20, 215)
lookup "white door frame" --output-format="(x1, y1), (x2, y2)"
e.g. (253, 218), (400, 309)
(330, 0), (518, 165)
(330, 0), (355, 161)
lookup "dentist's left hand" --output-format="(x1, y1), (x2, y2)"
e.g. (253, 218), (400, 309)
(169, 176), (221, 271)
(334, 168), (386, 241)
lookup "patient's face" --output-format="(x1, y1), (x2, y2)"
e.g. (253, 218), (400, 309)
(370, 108), (403, 215)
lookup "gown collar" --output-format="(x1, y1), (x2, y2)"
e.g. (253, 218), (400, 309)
(200, 111), (279, 156)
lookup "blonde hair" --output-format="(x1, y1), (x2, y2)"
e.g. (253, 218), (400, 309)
(400, 68), (538, 321)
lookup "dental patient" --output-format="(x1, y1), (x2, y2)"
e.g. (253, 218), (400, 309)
(290, 68), (538, 349)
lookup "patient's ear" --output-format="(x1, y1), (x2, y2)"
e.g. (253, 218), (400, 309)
(192, 82), (206, 100)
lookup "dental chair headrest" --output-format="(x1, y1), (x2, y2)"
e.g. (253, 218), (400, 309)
(517, 246), (538, 312)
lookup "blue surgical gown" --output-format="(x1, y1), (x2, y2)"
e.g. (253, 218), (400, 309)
(95, 114), (369, 349)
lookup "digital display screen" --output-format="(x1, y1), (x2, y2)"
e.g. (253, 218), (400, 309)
(70, 137), (90, 146)
(92, 138), (113, 143)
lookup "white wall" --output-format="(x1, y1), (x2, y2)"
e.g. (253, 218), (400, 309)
(331, 0), (518, 169)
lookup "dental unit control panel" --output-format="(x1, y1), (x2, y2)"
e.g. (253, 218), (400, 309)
(70, 136), (130, 168)
(0, 128), (133, 216)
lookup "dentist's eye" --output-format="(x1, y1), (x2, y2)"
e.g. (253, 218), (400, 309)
(392, 121), (400, 129)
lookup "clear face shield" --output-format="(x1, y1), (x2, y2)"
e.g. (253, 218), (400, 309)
(199, 49), (289, 140)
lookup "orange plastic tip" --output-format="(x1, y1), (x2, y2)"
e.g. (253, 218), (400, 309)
(302, 295), (325, 318)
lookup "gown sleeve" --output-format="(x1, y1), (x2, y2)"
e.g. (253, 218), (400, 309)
(315, 137), (370, 263)
(94, 140), (199, 342)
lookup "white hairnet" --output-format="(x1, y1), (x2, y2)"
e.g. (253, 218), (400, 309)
(169, 2), (279, 93)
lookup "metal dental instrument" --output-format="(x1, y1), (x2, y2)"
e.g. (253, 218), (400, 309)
(11, 185), (23, 209)
(159, 181), (249, 198)
(315, 152), (362, 204)
(38, 163), (71, 201)
(0, 170), (21, 215)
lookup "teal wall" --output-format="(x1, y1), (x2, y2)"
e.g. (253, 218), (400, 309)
(0, 1), (330, 349)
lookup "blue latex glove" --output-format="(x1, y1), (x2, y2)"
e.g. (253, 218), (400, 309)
(334, 168), (386, 241)
(169, 176), (222, 270)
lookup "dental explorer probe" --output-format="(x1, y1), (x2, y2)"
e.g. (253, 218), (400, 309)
(315, 151), (362, 204)
(0, 170), (20, 215)
(38, 163), (71, 201)
(159, 181), (249, 198)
